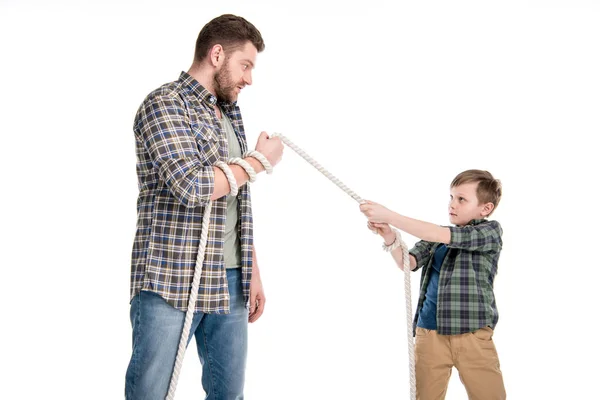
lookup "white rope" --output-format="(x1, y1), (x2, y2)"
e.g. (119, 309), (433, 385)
(402, 241), (417, 400)
(271, 132), (417, 400)
(244, 150), (273, 174)
(387, 230), (416, 400)
(228, 157), (258, 183)
(166, 161), (238, 400)
(167, 152), (272, 399)
(270, 133), (362, 203)
(214, 160), (239, 196)
(165, 134), (416, 399)
(166, 200), (213, 400)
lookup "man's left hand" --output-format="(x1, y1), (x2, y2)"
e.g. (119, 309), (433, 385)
(249, 270), (265, 323)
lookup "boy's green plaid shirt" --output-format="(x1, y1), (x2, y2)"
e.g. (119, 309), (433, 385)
(409, 219), (503, 335)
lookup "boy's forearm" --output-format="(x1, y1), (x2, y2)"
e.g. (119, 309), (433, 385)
(382, 229), (417, 271)
(390, 247), (406, 271)
(389, 247), (417, 271)
(383, 232), (396, 246)
(389, 212), (451, 244)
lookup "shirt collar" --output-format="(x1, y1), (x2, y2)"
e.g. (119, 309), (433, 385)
(179, 71), (218, 106)
(467, 219), (487, 226)
(449, 219), (488, 228)
(179, 71), (240, 109)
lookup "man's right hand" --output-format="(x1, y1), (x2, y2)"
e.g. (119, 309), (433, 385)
(255, 132), (283, 167)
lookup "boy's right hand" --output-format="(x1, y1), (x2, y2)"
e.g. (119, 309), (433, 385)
(367, 222), (396, 246)
(255, 132), (283, 167)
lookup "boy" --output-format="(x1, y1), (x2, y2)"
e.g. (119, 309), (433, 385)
(359, 169), (506, 400)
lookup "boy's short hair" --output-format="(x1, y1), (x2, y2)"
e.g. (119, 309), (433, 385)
(451, 170), (502, 215)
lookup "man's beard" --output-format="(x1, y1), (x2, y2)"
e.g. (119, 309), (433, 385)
(214, 60), (237, 103)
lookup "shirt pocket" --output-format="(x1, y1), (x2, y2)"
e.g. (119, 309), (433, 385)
(191, 121), (220, 165)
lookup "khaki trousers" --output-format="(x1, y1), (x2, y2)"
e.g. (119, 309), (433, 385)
(415, 327), (506, 400)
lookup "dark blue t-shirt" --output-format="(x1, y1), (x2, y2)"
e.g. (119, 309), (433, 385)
(416, 244), (448, 330)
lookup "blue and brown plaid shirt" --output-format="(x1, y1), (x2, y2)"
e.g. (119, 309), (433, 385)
(409, 219), (503, 335)
(130, 72), (254, 313)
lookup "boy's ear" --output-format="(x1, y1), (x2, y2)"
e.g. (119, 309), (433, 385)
(481, 202), (495, 217)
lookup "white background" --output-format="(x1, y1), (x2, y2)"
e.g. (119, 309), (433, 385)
(1, 0), (599, 399)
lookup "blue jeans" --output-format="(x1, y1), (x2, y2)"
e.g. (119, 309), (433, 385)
(125, 268), (248, 400)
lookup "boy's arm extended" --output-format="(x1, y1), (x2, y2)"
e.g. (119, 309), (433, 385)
(361, 201), (450, 243)
(388, 215), (502, 252)
(378, 211), (502, 252)
(388, 213), (451, 244)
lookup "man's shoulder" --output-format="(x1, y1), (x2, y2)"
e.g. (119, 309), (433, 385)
(133, 79), (188, 125)
(142, 79), (185, 106)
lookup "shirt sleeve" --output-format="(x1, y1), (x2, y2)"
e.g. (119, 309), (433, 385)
(136, 93), (215, 208)
(448, 220), (503, 252)
(409, 240), (435, 271)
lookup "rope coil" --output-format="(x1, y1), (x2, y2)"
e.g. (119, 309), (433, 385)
(228, 157), (258, 183)
(244, 150), (273, 174)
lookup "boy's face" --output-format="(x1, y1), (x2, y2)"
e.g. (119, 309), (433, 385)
(448, 182), (493, 226)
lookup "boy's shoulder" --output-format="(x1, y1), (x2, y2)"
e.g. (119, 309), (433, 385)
(480, 219), (502, 237)
(447, 219), (503, 250)
(458, 218), (502, 233)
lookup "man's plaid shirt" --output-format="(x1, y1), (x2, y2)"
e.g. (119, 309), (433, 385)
(409, 219), (503, 335)
(130, 72), (254, 313)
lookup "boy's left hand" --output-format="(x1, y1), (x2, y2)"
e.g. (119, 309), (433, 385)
(360, 200), (393, 224)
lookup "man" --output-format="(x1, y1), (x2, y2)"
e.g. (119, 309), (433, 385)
(126, 14), (284, 400)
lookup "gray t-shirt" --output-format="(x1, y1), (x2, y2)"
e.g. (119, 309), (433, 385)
(221, 111), (242, 268)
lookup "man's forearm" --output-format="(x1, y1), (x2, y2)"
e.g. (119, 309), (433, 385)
(252, 245), (260, 275)
(211, 157), (266, 200)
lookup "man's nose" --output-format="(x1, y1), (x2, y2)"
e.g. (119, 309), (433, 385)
(244, 71), (253, 86)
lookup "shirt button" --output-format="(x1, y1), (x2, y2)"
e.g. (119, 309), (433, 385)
(209, 96), (216, 104)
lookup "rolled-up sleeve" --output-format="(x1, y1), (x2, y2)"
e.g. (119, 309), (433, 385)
(137, 93), (214, 208)
(409, 240), (435, 271)
(448, 220), (502, 252)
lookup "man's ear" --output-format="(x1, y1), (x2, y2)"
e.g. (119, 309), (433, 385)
(209, 44), (224, 67)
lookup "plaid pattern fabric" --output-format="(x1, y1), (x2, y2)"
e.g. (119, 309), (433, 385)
(409, 219), (503, 335)
(130, 71), (253, 313)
